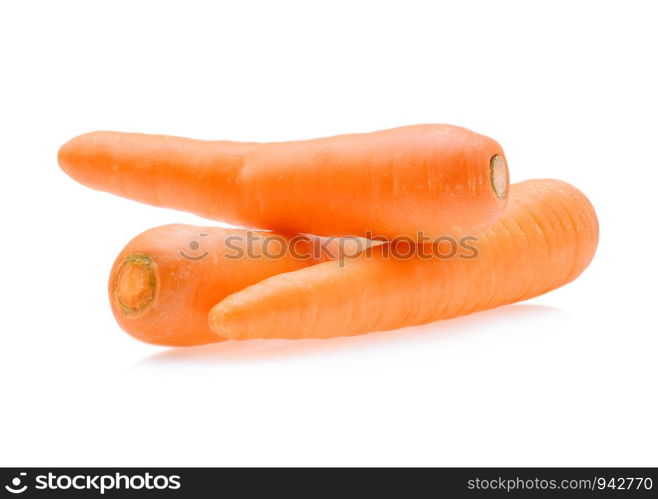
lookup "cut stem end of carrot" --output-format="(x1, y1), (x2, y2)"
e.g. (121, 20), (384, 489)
(490, 155), (509, 199)
(114, 254), (156, 315)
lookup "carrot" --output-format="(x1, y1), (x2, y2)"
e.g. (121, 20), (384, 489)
(109, 224), (368, 346)
(59, 125), (509, 240)
(208, 179), (598, 340)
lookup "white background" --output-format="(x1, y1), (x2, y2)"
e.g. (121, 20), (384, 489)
(1, 0), (656, 466)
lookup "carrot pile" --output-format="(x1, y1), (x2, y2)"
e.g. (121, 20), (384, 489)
(59, 125), (598, 346)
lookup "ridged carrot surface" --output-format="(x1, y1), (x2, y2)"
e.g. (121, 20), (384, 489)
(59, 125), (508, 240)
(209, 179), (598, 340)
(109, 224), (364, 346)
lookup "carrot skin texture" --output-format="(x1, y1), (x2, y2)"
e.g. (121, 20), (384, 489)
(209, 180), (599, 340)
(109, 224), (355, 346)
(59, 125), (508, 239)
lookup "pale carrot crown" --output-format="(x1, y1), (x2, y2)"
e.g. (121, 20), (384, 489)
(490, 154), (508, 200)
(113, 254), (156, 315)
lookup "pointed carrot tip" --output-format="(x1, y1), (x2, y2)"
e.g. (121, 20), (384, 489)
(208, 302), (248, 340)
(58, 131), (105, 178)
(208, 308), (231, 340)
(57, 137), (76, 174)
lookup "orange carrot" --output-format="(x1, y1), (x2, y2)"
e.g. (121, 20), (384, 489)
(59, 125), (508, 240)
(109, 224), (367, 346)
(209, 179), (598, 340)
